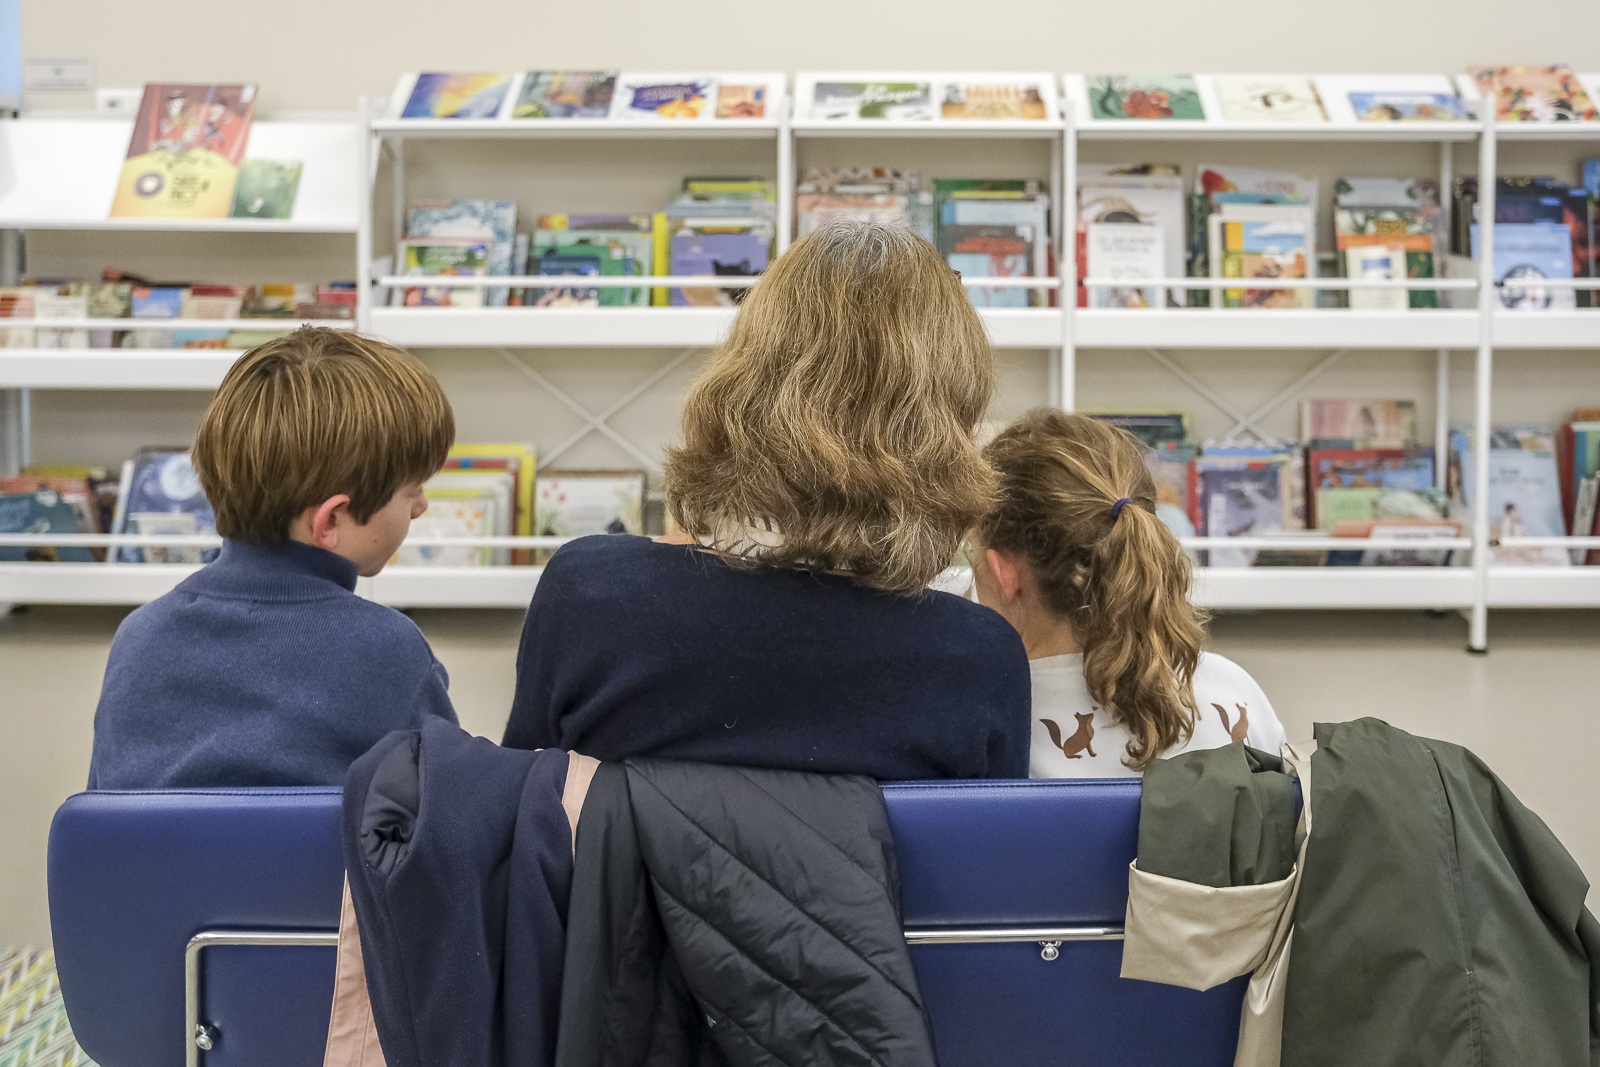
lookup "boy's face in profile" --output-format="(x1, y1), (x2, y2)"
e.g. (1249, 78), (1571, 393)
(344, 481), (430, 577)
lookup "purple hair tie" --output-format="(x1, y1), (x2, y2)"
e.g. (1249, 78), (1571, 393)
(1111, 498), (1131, 519)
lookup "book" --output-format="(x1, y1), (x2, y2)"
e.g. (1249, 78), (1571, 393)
(611, 75), (717, 121)
(1197, 463), (1287, 568)
(1334, 195), (1439, 310)
(1470, 222), (1576, 310)
(539, 241), (632, 307)
(1144, 443), (1199, 541)
(1468, 65), (1597, 122)
(945, 224), (1034, 308)
(66, 282), (131, 347)
(229, 160), (302, 219)
(513, 71), (617, 119)
(115, 450), (217, 564)
(1333, 518), (1462, 566)
(1343, 246), (1405, 310)
(535, 252), (603, 307)
(1085, 410), (1188, 448)
(1348, 91), (1467, 122)
(444, 443), (536, 564)
(532, 230), (649, 306)
(808, 81), (934, 121)
(1212, 218), (1309, 309)
(34, 293), (87, 348)
(408, 200), (517, 307)
(1196, 165), (1317, 204)
(0, 490), (93, 562)
(401, 73), (510, 119)
(715, 83), (768, 119)
(534, 469), (646, 546)
(1214, 77), (1327, 123)
(110, 84), (257, 219)
(1571, 475), (1597, 563)
(1085, 224), (1164, 308)
(668, 225), (770, 307)
(1087, 76), (1203, 120)
(939, 80), (1048, 120)
(399, 494), (496, 567)
(398, 237), (489, 307)
(1300, 399), (1419, 449)
(1460, 447), (1571, 566)
(1309, 448), (1435, 529)
(1078, 170), (1184, 307)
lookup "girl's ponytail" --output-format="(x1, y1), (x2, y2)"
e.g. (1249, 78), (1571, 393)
(978, 408), (1207, 769)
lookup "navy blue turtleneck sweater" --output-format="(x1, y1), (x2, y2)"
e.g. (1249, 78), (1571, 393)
(89, 539), (457, 789)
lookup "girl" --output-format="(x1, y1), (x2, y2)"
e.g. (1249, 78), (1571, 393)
(971, 408), (1285, 776)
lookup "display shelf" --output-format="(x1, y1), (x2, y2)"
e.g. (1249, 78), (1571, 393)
(1453, 72), (1600, 141)
(0, 115), (361, 231)
(1072, 308), (1482, 349)
(789, 119), (1063, 139)
(0, 348), (242, 389)
(1191, 567), (1474, 610)
(1487, 568), (1600, 608)
(365, 306), (1061, 349)
(369, 118), (783, 140)
(362, 565), (542, 608)
(0, 562), (199, 604)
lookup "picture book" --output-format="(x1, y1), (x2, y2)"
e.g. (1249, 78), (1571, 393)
(399, 494), (497, 567)
(532, 230), (649, 306)
(937, 185), (1050, 300)
(1300, 398), (1419, 448)
(944, 224), (1034, 308)
(445, 442), (536, 563)
(1087, 76), (1204, 120)
(1085, 223), (1164, 308)
(1335, 177), (1439, 208)
(535, 470), (647, 538)
(1144, 443), (1198, 541)
(1214, 77), (1328, 123)
(940, 80), (1048, 120)
(0, 490), (92, 563)
(809, 81), (933, 121)
(1196, 165), (1317, 205)
(1309, 448), (1436, 529)
(1470, 222), (1576, 310)
(715, 83), (767, 119)
(1213, 218), (1309, 309)
(401, 73), (510, 119)
(1456, 443), (1570, 565)
(1198, 464), (1287, 567)
(535, 252), (603, 307)
(34, 293), (87, 348)
(229, 159), (301, 219)
(408, 200), (517, 306)
(513, 71), (617, 119)
(1348, 91), (1467, 122)
(1078, 175), (1184, 305)
(115, 450), (217, 564)
(1343, 246), (1406, 310)
(538, 241), (633, 307)
(399, 238), (489, 307)
(1468, 65), (1597, 122)
(110, 84), (256, 219)
(1332, 518), (1460, 566)
(1085, 410), (1189, 448)
(611, 75), (717, 121)
(669, 227), (770, 307)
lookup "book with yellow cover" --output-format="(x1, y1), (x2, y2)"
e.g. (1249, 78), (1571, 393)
(110, 84), (257, 219)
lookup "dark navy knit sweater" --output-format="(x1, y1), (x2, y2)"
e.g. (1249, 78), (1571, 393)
(89, 539), (457, 789)
(502, 535), (1031, 780)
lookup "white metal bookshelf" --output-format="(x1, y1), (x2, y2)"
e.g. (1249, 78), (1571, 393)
(1, 79), (1597, 648)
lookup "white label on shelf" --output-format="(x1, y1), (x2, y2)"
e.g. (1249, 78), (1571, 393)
(23, 58), (93, 93)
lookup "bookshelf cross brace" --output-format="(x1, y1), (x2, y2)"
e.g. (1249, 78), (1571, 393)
(496, 347), (698, 470)
(1142, 348), (1348, 443)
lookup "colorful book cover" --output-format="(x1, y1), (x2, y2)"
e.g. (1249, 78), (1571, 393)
(110, 84), (256, 218)
(810, 81), (933, 120)
(1088, 75), (1204, 120)
(1198, 464), (1287, 567)
(1300, 399), (1419, 449)
(401, 73), (509, 119)
(1468, 65), (1597, 122)
(945, 224), (1033, 308)
(534, 470), (646, 537)
(0, 490), (93, 562)
(1470, 222), (1576, 309)
(540, 242), (632, 307)
(446, 443), (536, 563)
(1309, 449), (1435, 528)
(668, 228), (769, 307)
(940, 81), (1048, 120)
(399, 493), (496, 567)
(1348, 91), (1467, 122)
(612, 76), (716, 120)
(408, 200), (517, 306)
(535, 253), (603, 307)
(1196, 164), (1317, 204)
(399, 237), (489, 307)
(1085, 223), (1164, 308)
(229, 159), (301, 219)
(513, 71), (616, 119)
(115, 451), (217, 564)
(1456, 444), (1570, 565)
(715, 84), (767, 119)
(533, 230), (649, 305)
(1214, 77), (1327, 122)
(1085, 410), (1188, 448)
(1216, 219), (1308, 308)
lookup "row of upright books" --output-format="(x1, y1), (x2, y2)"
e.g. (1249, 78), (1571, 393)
(1094, 399), (1595, 568)
(0, 274), (355, 349)
(1080, 162), (1600, 311)
(0, 446), (649, 568)
(388, 67), (1600, 125)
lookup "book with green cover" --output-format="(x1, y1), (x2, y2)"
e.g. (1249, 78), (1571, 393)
(1088, 76), (1204, 120)
(229, 160), (302, 219)
(531, 233), (647, 306)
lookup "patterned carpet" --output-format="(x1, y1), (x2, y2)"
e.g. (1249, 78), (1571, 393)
(0, 948), (96, 1067)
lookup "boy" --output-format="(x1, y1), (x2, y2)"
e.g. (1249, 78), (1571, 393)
(88, 328), (460, 788)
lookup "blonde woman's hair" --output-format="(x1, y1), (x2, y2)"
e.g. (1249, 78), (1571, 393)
(664, 218), (997, 594)
(978, 409), (1208, 770)
(194, 327), (454, 543)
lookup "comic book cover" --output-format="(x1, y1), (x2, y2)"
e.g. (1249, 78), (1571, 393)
(401, 73), (510, 119)
(514, 71), (617, 118)
(1468, 65), (1597, 122)
(1088, 76), (1204, 120)
(110, 84), (256, 218)
(940, 81), (1048, 120)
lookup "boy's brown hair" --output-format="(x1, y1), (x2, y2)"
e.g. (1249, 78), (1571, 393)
(193, 327), (454, 543)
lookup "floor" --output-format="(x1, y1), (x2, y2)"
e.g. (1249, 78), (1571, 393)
(2, 604), (1597, 953)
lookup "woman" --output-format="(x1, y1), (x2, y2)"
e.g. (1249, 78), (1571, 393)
(970, 409), (1286, 776)
(502, 219), (1029, 779)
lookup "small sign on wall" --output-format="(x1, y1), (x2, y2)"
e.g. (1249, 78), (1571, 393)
(24, 59), (94, 93)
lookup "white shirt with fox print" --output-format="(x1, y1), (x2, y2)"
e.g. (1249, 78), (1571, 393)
(1028, 651), (1287, 778)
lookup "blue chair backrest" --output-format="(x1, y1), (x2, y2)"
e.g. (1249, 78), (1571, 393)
(49, 780), (1244, 1067)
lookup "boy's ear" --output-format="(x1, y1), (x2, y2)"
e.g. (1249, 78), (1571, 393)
(307, 494), (353, 550)
(985, 548), (1024, 602)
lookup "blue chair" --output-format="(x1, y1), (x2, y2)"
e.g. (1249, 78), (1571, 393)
(49, 780), (1244, 1067)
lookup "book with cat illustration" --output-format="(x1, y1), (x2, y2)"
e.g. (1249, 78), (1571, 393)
(668, 225), (769, 306)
